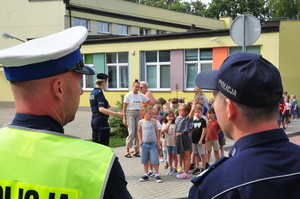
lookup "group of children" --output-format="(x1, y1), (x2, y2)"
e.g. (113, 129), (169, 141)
(138, 96), (224, 183)
(279, 93), (299, 130)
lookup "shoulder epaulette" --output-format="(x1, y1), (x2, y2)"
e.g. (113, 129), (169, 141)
(191, 156), (229, 185)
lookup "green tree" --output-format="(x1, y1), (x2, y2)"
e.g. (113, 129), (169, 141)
(190, 0), (207, 16)
(268, 0), (300, 19)
(124, 0), (207, 16)
(204, 0), (269, 22)
(109, 94), (128, 138)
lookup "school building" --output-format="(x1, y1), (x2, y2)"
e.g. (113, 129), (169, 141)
(1, 0), (300, 108)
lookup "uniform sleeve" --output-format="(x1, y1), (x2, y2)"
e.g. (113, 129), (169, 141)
(97, 91), (106, 108)
(103, 157), (132, 199)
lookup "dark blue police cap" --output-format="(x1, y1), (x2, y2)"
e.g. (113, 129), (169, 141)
(0, 26), (95, 81)
(195, 52), (283, 107)
(96, 73), (108, 80)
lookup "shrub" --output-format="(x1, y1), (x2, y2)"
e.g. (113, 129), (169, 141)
(109, 94), (128, 138)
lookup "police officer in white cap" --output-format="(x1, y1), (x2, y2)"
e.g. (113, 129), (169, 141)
(0, 27), (132, 199)
(90, 73), (124, 146)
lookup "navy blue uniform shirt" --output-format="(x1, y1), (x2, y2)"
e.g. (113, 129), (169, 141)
(90, 88), (109, 119)
(11, 113), (132, 199)
(189, 128), (300, 199)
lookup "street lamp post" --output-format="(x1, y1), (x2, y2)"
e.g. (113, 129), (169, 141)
(2, 33), (25, 42)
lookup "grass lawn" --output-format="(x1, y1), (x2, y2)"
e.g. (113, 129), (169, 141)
(86, 137), (126, 148)
(109, 137), (126, 148)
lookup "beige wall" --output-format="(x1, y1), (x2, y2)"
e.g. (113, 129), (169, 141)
(0, 0), (65, 50)
(278, 21), (300, 98)
(70, 0), (225, 30)
(78, 30), (286, 107)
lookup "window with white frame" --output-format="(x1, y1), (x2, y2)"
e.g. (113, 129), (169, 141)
(185, 48), (212, 89)
(81, 54), (95, 90)
(229, 46), (260, 55)
(140, 28), (150, 35)
(118, 24), (129, 35)
(145, 51), (170, 90)
(97, 21), (110, 34)
(74, 18), (89, 30)
(106, 52), (129, 89)
(156, 30), (166, 34)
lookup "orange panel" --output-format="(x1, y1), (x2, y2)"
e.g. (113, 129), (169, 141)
(212, 47), (228, 69)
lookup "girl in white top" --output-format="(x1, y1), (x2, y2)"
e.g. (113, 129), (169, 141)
(161, 110), (178, 176)
(123, 79), (149, 158)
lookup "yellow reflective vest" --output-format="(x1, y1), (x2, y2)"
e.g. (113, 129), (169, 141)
(0, 126), (115, 199)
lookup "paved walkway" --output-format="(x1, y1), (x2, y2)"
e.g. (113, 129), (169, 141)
(1, 108), (300, 199)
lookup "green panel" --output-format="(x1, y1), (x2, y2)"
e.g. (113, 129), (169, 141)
(186, 63), (198, 88)
(147, 65), (157, 88)
(160, 65), (170, 88)
(200, 48), (212, 60)
(185, 49), (198, 61)
(94, 53), (105, 74)
(159, 50), (170, 62)
(85, 54), (93, 64)
(229, 46), (260, 55)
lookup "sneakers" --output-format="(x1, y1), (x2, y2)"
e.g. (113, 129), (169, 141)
(164, 162), (169, 169)
(155, 175), (162, 183)
(177, 167), (183, 174)
(166, 167), (173, 175)
(189, 163), (195, 170)
(139, 175), (149, 182)
(169, 169), (178, 176)
(176, 172), (189, 179)
(206, 163), (210, 169)
(192, 168), (200, 175)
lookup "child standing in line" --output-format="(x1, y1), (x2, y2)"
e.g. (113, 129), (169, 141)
(194, 94), (208, 116)
(279, 97), (286, 130)
(161, 103), (171, 117)
(147, 108), (163, 177)
(206, 107), (221, 163)
(153, 103), (163, 121)
(190, 104), (208, 175)
(175, 101), (195, 179)
(138, 105), (162, 183)
(285, 95), (291, 126)
(218, 131), (226, 157)
(161, 110), (178, 176)
(170, 98), (179, 113)
(291, 94), (299, 122)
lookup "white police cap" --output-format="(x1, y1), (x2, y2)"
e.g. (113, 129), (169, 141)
(0, 26), (95, 81)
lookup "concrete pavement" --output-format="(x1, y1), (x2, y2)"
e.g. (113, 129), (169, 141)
(1, 107), (300, 198)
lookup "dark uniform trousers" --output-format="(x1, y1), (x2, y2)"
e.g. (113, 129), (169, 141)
(91, 114), (110, 146)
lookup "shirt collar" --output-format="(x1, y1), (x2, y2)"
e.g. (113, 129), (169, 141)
(229, 128), (288, 157)
(11, 113), (64, 134)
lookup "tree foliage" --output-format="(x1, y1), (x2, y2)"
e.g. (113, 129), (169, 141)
(124, 0), (300, 21)
(204, 0), (270, 21)
(267, 0), (300, 20)
(125, 0), (207, 16)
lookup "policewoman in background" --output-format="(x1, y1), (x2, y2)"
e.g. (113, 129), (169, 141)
(90, 73), (124, 146)
(0, 27), (132, 199)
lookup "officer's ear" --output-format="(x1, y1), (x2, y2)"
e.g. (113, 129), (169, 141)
(51, 78), (64, 101)
(226, 98), (237, 122)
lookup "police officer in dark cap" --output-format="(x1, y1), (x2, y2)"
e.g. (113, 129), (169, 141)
(90, 73), (124, 146)
(189, 52), (300, 199)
